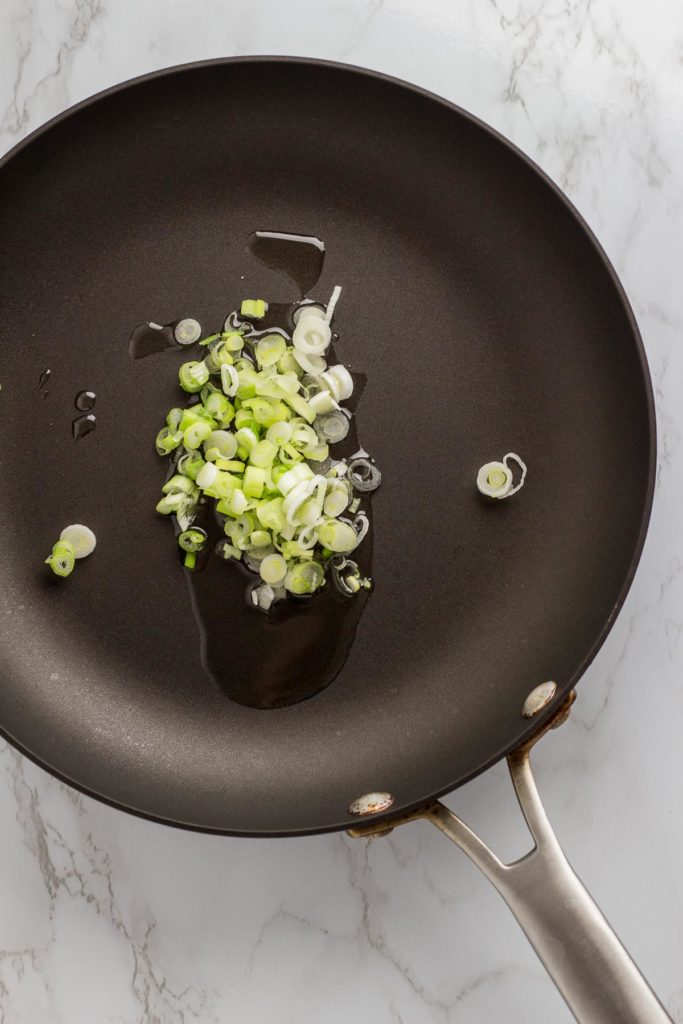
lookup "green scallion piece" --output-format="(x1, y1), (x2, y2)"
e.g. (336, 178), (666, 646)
(240, 299), (268, 319)
(179, 361), (210, 393)
(45, 540), (76, 578)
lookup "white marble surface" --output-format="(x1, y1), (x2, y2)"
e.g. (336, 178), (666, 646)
(1, 1), (683, 1020)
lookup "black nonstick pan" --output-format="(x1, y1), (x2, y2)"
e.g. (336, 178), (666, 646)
(0, 58), (670, 1022)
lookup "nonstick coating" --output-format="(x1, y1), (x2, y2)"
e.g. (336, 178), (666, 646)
(0, 59), (654, 835)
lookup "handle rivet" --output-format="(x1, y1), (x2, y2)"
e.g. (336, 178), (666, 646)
(521, 681), (557, 718)
(348, 792), (394, 816)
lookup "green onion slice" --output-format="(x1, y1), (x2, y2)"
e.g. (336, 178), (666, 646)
(59, 524), (96, 558)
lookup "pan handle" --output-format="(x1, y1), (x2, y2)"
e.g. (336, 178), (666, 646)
(349, 697), (672, 1023)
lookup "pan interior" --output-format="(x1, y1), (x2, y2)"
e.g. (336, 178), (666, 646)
(0, 60), (653, 834)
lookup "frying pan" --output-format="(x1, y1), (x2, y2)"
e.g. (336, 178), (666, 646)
(0, 58), (670, 1022)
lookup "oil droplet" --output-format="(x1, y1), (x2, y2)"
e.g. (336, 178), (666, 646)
(75, 390), (96, 411)
(72, 414), (96, 440)
(247, 231), (325, 297)
(38, 369), (51, 396)
(129, 321), (178, 359)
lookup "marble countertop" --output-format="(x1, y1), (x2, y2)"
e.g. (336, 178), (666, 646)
(2, 1), (682, 1021)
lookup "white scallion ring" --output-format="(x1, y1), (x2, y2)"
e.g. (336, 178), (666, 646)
(174, 319), (202, 345)
(59, 524), (96, 558)
(476, 453), (526, 499)
(221, 363), (239, 397)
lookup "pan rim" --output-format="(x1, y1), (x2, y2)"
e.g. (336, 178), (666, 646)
(0, 55), (656, 837)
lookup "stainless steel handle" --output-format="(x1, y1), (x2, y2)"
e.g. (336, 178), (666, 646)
(426, 746), (670, 1023)
(349, 698), (671, 1023)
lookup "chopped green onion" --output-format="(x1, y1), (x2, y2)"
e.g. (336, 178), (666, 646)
(259, 553), (288, 586)
(156, 428), (183, 455)
(330, 555), (371, 597)
(178, 528), (207, 552)
(278, 443), (304, 466)
(162, 475), (197, 496)
(250, 583), (276, 612)
(175, 319), (202, 345)
(284, 560), (325, 594)
(228, 488), (249, 516)
(271, 464), (289, 484)
(291, 423), (317, 447)
(166, 407), (184, 431)
(177, 507), (197, 533)
(204, 392), (232, 420)
(319, 371), (342, 402)
(266, 420), (293, 446)
(196, 462), (218, 490)
(183, 420), (212, 450)
(347, 458), (381, 493)
(323, 481), (350, 518)
(180, 408), (210, 432)
(326, 364), (353, 400)
(256, 334), (287, 367)
(204, 471), (237, 500)
(256, 497), (287, 533)
(278, 349), (303, 375)
(205, 345), (233, 373)
(259, 373), (300, 397)
(179, 361), (209, 393)
(241, 397), (281, 426)
(240, 299), (268, 319)
(221, 363), (239, 397)
(154, 292), (377, 608)
(292, 308), (331, 356)
(223, 331), (245, 352)
(250, 529), (272, 547)
(282, 478), (317, 525)
(476, 453), (526, 499)
(315, 519), (357, 553)
(324, 285), (342, 324)
(236, 368), (259, 400)
(278, 462), (314, 496)
(216, 538), (241, 560)
(249, 439), (277, 468)
(244, 466), (266, 498)
(215, 459), (245, 473)
(303, 441), (329, 462)
(477, 461), (510, 498)
(282, 391), (317, 424)
(233, 409), (258, 430)
(177, 450), (205, 480)
(203, 430), (237, 460)
(293, 350), (327, 376)
(156, 493), (185, 514)
(308, 390), (339, 416)
(316, 411), (350, 444)
(352, 511), (370, 547)
(235, 427), (258, 454)
(45, 539), (76, 578)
